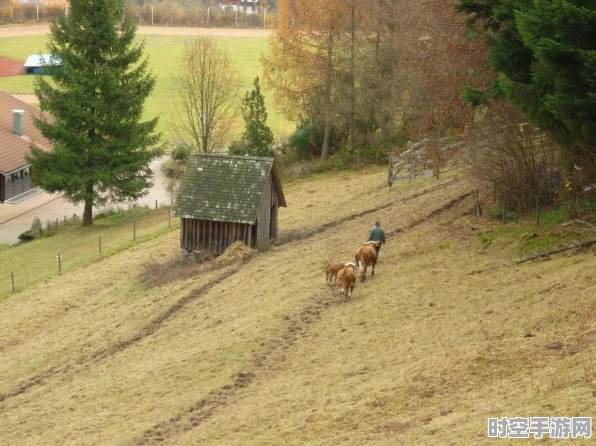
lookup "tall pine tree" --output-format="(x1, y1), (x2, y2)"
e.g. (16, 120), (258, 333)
(238, 77), (275, 157)
(456, 0), (596, 174)
(28, 0), (161, 225)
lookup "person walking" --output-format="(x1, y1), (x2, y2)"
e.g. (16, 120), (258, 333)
(368, 220), (386, 256)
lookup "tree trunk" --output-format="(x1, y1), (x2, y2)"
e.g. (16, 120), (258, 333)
(348, 0), (356, 152)
(83, 199), (93, 225)
(322, 120), (331, 159)
(322, 33), (334, 159)
(82, 182), (93, 226)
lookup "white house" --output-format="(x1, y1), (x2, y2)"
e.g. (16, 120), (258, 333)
(220, 0), (260, 15)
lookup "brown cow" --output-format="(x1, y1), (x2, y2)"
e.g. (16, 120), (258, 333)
(355, 242), (379, 281)
(336, 263), (357, 301)
(325, 262), (345, 285)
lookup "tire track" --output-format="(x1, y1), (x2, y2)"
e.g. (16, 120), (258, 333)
(132, 190), (474, 445)
(276, 177), (461, 245)
(0, 268), (240, 403)
(0, 178), (463, 404)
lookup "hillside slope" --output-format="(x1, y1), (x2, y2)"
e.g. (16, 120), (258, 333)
(1, 168), (595, 445)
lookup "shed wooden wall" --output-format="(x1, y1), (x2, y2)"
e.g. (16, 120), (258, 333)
(180, 218), (255, 255)
(255, 174), (280, 251)
(180, 170), (282, 256)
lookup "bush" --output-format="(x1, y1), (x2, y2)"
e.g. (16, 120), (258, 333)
(171, 146), (192, 163)
(18, 231), (36, 243)
(287, 120), (325, 160)
(228, 139), (249, 156)
(94, 207), (126, 220)
(30, 217), (42, 234)
(469, 101), (562, 212)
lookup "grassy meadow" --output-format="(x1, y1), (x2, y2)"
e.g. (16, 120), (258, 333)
(1, 167), (596, 444)
(0, 34), (292, 140)
(0, 207), (179, 299)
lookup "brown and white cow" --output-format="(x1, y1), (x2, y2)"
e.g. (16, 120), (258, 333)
(336, 263), (357, 301)
(355, 242), (380, 281)
(325, 262), (345, 285)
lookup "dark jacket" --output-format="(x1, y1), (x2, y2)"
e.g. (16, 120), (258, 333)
(368, 226), (386, 244)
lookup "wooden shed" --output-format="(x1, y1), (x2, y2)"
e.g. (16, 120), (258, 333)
(173, 153), (286, 256)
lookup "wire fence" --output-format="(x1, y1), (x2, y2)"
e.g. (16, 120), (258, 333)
(1, 198), (179, 298)
(0, 3), (274, 28)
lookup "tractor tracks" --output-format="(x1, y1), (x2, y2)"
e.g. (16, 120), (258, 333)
(0, 177), (465, 406)
(135, 294), (330, 445)
(0, 268), (240, 403)
(276, 177), (461, 245)
(132, 190), (475, 445)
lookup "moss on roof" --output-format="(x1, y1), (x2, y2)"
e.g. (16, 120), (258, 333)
(173, 153), (284, 224)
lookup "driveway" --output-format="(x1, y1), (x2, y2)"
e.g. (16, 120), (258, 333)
(0, 157), (176, 245)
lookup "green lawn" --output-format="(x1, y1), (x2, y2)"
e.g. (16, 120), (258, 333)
(0, 207), (179, 299)
(0, 34), (292, 140)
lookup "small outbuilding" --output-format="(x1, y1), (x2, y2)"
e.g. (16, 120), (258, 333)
(23, 54), (61, 75)
(173, 153), (286, 257)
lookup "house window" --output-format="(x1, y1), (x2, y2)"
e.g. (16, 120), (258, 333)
(5, 175), (11, 185)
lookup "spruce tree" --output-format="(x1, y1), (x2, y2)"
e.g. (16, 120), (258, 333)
(28, 0), (161, 225)
(238, 77), (275, 157)
(456, 0), (596, 171)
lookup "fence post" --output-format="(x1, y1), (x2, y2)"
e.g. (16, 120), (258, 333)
(536, 196), (540, 226)
(56, 218), (59, 227)
(65, 5), (68, 17)
(10, 6), (13, 23)
(168, 211), (171, 227)
(36, 4), (39, 22)
(58, 254), (61, 273)
(11, 272), (15, 293)
(155, 200), (158, 210)
(98, 236), (102, 255)
(235, 8), (237, 26)
(264, 8), (266, 28)
(151, 6), (154, 25)
(207, 7), (210, 25)
(133, 221), (136, 240)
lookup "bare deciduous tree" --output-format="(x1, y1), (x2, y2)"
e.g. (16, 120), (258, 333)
(168, 36), (241, 153)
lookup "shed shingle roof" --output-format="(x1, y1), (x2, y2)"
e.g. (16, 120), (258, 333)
(173, 153), (286, 224)
(0, 90), (53, 174)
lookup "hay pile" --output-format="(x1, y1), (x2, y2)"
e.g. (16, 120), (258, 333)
(216, 241), (254, 264)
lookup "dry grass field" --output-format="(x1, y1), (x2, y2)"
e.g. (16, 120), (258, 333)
(1, 168), (595, 445)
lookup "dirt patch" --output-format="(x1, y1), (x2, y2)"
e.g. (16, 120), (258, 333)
(0, 56), (23, 77)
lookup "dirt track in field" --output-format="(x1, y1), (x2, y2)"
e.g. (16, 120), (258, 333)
(0, 24), (270, 38)
(0, 177), (470, 436)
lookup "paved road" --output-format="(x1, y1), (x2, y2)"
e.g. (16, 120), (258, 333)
(0, 157), (176, 245)
(0, 24), (270, 38)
